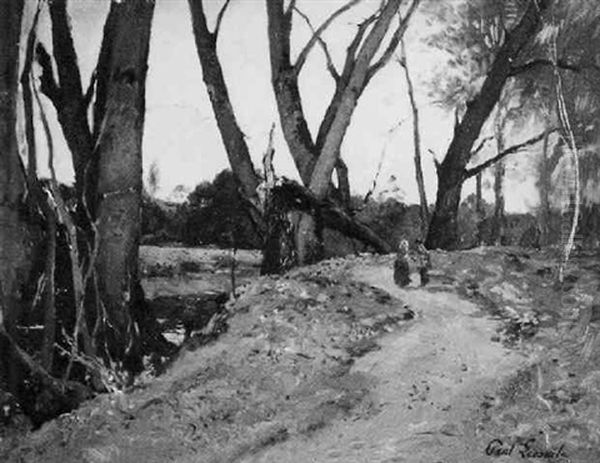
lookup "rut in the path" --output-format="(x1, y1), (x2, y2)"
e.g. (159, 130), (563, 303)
(241, 264), (529, 463)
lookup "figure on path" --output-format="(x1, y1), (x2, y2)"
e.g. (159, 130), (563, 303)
(415, 239), (431, 286)
(394, 240), (411, 287)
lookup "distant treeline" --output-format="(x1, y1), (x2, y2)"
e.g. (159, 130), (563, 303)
(140, 169), (600, 253)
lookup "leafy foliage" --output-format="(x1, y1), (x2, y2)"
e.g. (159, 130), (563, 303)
(180, 170), (261, 249)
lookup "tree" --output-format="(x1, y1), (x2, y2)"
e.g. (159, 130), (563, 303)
(92, 0), (156, 374)
(266, 0), (421, 263)
(187, 0), (393, 272)
(36, 0), (170, 379)
(424, 0), (552, 249)
(0, 0), (29, 393)
(182, 170), (262, 249)
(37, 0), (95, 211)
(187, 0), (262, 211)
(397, 41), (428, 237)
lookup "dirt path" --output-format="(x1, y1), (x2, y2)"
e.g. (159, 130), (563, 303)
(241, 263), (531, 463)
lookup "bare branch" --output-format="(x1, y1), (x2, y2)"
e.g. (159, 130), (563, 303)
(33, 76), (95, 373)
(428, 148), (441, 173)
(342, 13), (378, 78)
(367, 0), (421, 80)
(285, 0), (297, 17)
(21, 1), (43, 184)
(48, 0), (85, 103)
(471, 135), (494, 157)
(464, 129), (557, 179)
(293, 0), (362, 75)
(509, 58), (600, 77)
(83, 69), (97, 109)
(35, 43), (61, 106)
(214, 0), (232, 38)
(293, 6), (340, 81)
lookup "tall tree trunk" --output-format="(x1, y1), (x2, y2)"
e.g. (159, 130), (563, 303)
(491, 161), (506, 244)
(491, 129), (506, 245)
(0, 0), (28, 392)
(308, 0), (405, 198)
(93, 0), (155, 374)
(425, 0), (551, 250)
(187, 0), (260, 206)
(266, 0), (318, 185)
(267, 0), (417, 264)
(538, 128), (552, 246)
(299, 0), (407, 260)
(184, 0), (394, 271)
(399, 43), (429, 237)
(475, 172), (485, 244)
(48, 0), (95, 200)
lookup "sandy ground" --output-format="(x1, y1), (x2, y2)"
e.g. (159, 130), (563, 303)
(242, 264), (530, 463)
(3, 246), (600, 462)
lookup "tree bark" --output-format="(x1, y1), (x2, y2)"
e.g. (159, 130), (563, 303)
(267, 0), (419, 263)
(425, 0), (551, 250)
(93, 0), (155, 374)
(187, 0), (261, 206)
(399, 43), (429, 237)
(308, 0), (406, 198)
(491, 160), (506, 245)
(36, 0), (95, 208)
(538, 128), (552, 246)
(0, 0), (27, 393)
(475, 172), (485, 244)
(266, 0), (318, 184)
(185, 0), (393, 267)
(262, 180), (391, 271)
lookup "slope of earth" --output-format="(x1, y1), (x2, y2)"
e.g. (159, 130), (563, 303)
(2, 246), (600, 462)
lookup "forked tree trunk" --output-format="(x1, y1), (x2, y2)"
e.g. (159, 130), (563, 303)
(47, 0), (95, 201)
(93, 0), (155, 374)
(425, 0), (551, 250)
(267, 0), (416, 264)
(0, 0), (29, 392)
(185, 0), (395, 272)
(299, 0), (407, 260)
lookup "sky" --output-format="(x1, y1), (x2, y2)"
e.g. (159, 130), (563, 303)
(25, 0), (540, 212)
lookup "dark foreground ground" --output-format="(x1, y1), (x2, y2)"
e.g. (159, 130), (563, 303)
(1, 245), (599, 462)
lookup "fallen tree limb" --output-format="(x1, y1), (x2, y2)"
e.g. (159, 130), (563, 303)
(272, 179), (392, 254)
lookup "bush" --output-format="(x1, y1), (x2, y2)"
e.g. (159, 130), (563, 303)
(180, 170), (261, 249)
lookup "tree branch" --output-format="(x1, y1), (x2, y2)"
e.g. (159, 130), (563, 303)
(293, 6), (340, 81)
(48, 0), (85, 104)
(285, 0), (297, 17)
(366, 0), (421, 81)
(35, 43), (60, 106)
(341, 13), (378, 79)
(471, 135), (494, 157)
(293, 0), (361, 75)
(509, 58), (600, 77)
(213, 0), (232, 39)
(83, 69), (97, 109)
(464, 129), (557, 179)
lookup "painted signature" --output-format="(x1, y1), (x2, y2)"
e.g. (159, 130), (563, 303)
(485, 438), (569, 460)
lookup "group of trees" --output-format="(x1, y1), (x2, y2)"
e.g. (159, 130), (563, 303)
(1, 0), (163, 421)
(0, 0), (598, 423)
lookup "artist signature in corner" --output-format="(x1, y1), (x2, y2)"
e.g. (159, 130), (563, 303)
(485, 438), (569, 460)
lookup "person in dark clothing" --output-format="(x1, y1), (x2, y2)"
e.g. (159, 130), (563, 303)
(394, 240), (411, 287)
(415, 239), (431, 286)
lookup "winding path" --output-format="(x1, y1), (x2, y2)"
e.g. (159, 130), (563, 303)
(242, 263), (529, 463)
